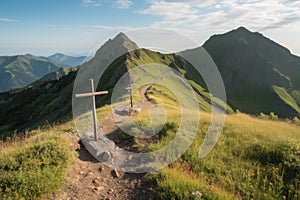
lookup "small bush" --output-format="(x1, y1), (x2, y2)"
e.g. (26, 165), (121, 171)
(293, 116), (300, 125)
(269, 112), (279, 120)
(0, 134), (75, 199)
(259, 112), (269, 120)
(258, 112), (279, 120)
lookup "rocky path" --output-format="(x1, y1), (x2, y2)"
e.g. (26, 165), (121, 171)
(51, 85), (156, 200)
(51, 131), (155, 200)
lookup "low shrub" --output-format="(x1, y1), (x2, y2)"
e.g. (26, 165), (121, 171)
(0, 134), (75, 199)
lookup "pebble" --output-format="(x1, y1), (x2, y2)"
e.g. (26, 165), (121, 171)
(112, 169), (120, 178)
(108, 188), (114, 194)
(92, 179), (100, 187)
(94, 186), (105, 191)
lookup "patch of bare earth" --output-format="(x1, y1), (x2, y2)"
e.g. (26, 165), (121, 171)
(51, 132), (155, 200)
(51, 86), (157, 200)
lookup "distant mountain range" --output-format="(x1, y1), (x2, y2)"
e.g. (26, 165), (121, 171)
(48, 53), (86, 67)
(0, 53), (85, 92)
(0, 27), (299, 138)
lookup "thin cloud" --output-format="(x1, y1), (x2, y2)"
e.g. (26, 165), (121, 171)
(260, 14), (300, 31)
(83, 25), (135, 36)
(89, 25), (134, 31)
(140, 1), (198, 26)
(81, 0), (100, 7)
(0, 18), (18, 22)
(140, 0), (300, 31)
(113, 0), (133, 9)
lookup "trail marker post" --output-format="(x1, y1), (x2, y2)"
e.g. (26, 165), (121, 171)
(75, 79), (108, 141)
(126, 86), (133, 108)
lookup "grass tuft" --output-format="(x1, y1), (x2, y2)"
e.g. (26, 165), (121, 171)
(0, 133), (75, 200)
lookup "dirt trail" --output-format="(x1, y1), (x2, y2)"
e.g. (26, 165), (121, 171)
(51, 86), (156, 200)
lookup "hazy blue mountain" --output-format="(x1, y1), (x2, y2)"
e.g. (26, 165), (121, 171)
(48, 53), (86, 67)
(203, 27), (300, 117)
(0, 54), (67, 92)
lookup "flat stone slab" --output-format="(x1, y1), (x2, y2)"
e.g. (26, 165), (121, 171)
(81, 134), (115, 162)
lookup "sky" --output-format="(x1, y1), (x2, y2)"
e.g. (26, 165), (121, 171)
(1, 0), (300, 56)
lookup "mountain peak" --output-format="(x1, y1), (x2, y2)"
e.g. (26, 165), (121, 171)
(115, 32), (129, 39)
(228, 26), (256, 37)
(235, 26), (250, 32)
(48, 53), (86, 67)
(113, 32), (137, 47)
(51, 53), (64, 56)
(94, 32), (138, 59)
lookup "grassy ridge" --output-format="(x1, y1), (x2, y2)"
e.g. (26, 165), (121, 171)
(273, 85), (300, 113)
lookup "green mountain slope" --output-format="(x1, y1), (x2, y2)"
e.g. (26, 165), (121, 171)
(0, 70), (77, 138)
(0, 30), (299, 200)
(203, 27), (300, 117)
(48, 53), (86, 67)
(0, 33), (228, 139)
(34, 66), (79, 84)
(2, 27), (300, 138)
(0, 54), (67, 92)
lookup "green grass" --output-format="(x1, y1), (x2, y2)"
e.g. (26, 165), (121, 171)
(291, 90), (300, 107)
(126, 49), (233, 114)
(273, 85), (300, 113)
(0, 132), (76, 200)
(126, 87), (300, 199)
(142, 112), (300, 200)
(1, 79), (300, 200)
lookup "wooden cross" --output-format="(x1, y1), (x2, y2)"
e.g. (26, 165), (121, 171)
(75, 79), (108, 141)
(126, 86), (133, 108)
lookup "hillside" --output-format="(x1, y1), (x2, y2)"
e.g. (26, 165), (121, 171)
(0, 29), (299, 199)
(0, 32), (230, 139)
(48, 53), (86, 67)
(34, 66), (79, 83)
(2, 28), (300, 139)
(0, 54), (68, 92)
(1, 90), (299, 199)
(203, 27), (300, 117)
(0, 69), (77, 139)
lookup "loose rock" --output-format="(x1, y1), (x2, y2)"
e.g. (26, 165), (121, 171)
(112, 169), (120, 178)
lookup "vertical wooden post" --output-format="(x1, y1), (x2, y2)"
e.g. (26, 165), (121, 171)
(129, 86), (133, 108)
(126, 84), (133, 108)
(90, 79), (98, 141)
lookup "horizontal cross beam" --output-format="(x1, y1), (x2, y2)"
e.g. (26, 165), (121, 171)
(75, 79), (108, 141)
(75, 91), (108, 98)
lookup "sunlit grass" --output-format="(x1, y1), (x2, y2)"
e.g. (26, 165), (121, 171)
(0, 132), (76, 200)
(133, 86), (300, 199)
